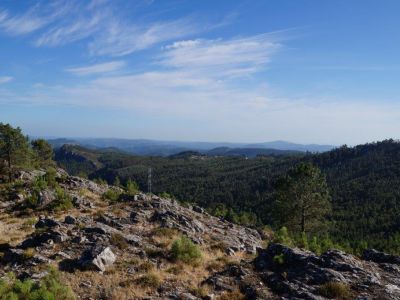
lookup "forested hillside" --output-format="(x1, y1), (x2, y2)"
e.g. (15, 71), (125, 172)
(55, 140), (400, 254)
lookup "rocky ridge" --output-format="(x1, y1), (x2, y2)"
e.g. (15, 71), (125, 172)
(0, 170), (400, 299)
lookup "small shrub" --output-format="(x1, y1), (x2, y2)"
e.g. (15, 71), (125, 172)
(22, 248), (36, 260)
(32, 176), (48, 191)
(0, 268), (75, 300)
(309, 236), (322, 255)
(206, 260), (225, 272)
(273, 227), (294, 247)
(48, 187), (73, 211)
(93, 178), (107, 185)
(110, 233), (128, 250)
(318, 281), (351, 299)
(273, 253), (285, 265)
(158, 192), (173, 199)
(102, 189), (121, 202)
(23, 217), (37, 227)
(134, 273), (161, 288)
(216, 290), (245, 300)
(77, 172), (88, 179)
(166, 265), (182, 275)
(151, 227), (177, 239)
(137, 261), (154, 272)
(190, 286), (209, 298)
(171, 236), (202, 264)
(44, 167), (58, 188)
(144, 247), (165, 258)
(125, 178), (139, 195)
(25, 192), (40, 208)
(12, 180), (25, 192)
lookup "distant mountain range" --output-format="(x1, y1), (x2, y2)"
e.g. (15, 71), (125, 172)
(46, 137), (335, 157)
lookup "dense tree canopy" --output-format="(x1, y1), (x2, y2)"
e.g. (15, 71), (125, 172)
(54, 140), (400, 254)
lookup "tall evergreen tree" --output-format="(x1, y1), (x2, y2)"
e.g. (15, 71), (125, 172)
(31, 139), (54, 168)
(273, 162), (331, 236)
(0, 123), (32, 182)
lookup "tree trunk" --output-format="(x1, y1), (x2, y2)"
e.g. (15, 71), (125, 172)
(301, 206), (305, 233)
(7, 148), (12, 183)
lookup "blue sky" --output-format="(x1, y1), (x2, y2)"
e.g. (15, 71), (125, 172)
(1, 0), (400, 145)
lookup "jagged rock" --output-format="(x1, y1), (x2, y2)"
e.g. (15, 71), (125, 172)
(64, 215), (76, 224)
(8, 170), (400, 299)
(96, 214), (125, 229)
(193, 206), (205, 214)
(254, 243), (400, 299)
(80, 245), (116, 272)
(16, 170), (45, 182)
(362, 249), (400, 265)
(62, 176), (109, 195)
(21, 230), (68, 248)
(37, 190), (56, 207)
(35, 218), (60, 229)
(72, 196), (94, 208)
(2, 248), (25, 263)
(179, 293), (201, 300)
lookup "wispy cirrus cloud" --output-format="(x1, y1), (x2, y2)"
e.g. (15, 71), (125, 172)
(0, 0), (206, 57)
(0, 1), (73, 35)
(35, 11), (106, 47)
(0, 76), (13, 84)
(160, 34), (282, 78)
(66, 61), (125, 76)
(88, 18), (201, 57)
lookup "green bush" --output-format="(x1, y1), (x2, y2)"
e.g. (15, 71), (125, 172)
(273, 253), (285, 265)
(25, 191), (40, 208)
(318, 281), (351, 299)
(32, 176), (48, 192)
(48, 187), (73, 211)
(44, 168), (58, 188)
(274, 227), (294, 247)
(102, 189), (121, 202)
(0, 268), (75, 300)
(93, 178), (107, 185)
(125, 178), (139, 195)
(171, 236), (202, 264)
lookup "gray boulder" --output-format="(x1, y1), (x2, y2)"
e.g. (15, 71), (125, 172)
(80, 245), (116, 272)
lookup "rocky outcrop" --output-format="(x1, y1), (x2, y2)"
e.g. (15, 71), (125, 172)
(253, 243), (400, 299)
(2, 169), (400, 299)
(79, 245), (116, 272)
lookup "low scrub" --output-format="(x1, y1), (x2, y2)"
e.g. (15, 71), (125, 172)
(0, 268), (75, 299)
(102, 189), (121, 202)
(134, 273), (161, 289)
(171, 236), (202, 264)
(110, 233), (128, 250)
(318, 281), (351, 299)
(48, 187), (73, 211)
(216, 290), (245, 300)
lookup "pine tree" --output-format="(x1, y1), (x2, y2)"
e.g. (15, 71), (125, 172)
(31, 139), (54, 168)
(0, 123), (32, 182)
(272, 163), (331, 236)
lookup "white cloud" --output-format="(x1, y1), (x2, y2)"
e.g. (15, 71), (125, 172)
(0, 9), (48, 35)
(0, 1), (206, 57)
(89, 18), (200, 57)
(0, 76), (13, 84)
(35, 11), (106, 47)
(0, 2), (73, 35)
(160, 34), (281, 78)
(66, 61), (125, 76)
